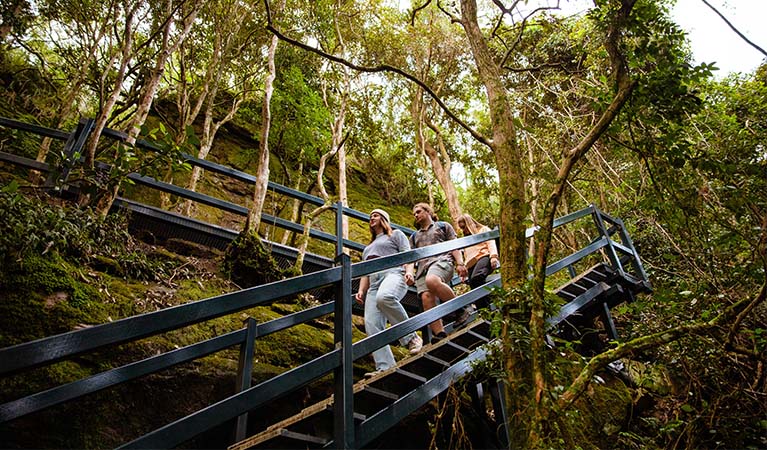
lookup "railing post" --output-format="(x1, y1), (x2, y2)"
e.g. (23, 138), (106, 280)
(600, 302), (619, 341)
(45, 118), (95, 191)
(234, 317), (258, 442)
(335, 201), (344, 258)
(333, 253), (354, 448)
(489, 378), (510, 448)
(591, 206), (625, 276)
(615, 218), (650, 283)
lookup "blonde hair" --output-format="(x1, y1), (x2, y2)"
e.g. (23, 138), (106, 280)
(458, 213), (485, 235)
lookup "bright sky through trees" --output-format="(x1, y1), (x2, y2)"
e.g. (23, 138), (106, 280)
(484, 0), (767, 76)
(672, 0), (766, 76)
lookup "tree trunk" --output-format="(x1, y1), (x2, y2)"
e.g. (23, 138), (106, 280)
(181, 94), (241, 216)
(84, 3), (140, 214)
(280, 160), (303, 246)
(327, 75), (349, 253)
(410, 88), (462, 224)
(529, 1), (637, 444)
(161, 21), (216, 209)
(31, 2), (111, 178)
(293, 145), (337, 271)
(125, 0), (199, 142)
(245, 0), (284, 233)
(459, 0), (531, 445)
(92, 1), (200, 216)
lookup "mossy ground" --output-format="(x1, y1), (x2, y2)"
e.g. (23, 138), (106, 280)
(0, 243), (378, 448)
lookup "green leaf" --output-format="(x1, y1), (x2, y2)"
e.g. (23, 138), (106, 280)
(2, 181), (19, 193)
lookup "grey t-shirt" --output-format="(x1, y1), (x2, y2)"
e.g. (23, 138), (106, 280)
(409, 221), (458, 278)
(362, 229), (410, 261)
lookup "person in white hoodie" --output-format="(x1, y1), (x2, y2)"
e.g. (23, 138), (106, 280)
(355, 208), (423, 377)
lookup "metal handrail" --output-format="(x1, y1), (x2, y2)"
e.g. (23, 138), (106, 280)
(0, 207), (648, 444)
(0, 232), (502, 448)
(0, 115), (413, 255)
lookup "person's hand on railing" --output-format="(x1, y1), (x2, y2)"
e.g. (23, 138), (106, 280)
(456, 263), (469, 282)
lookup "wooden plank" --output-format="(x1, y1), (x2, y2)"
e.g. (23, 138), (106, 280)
(363, 385), (400, 401)
(554, 263), (613, 296)
(226, 322), (491, 450)
(278, 429), (328, 445)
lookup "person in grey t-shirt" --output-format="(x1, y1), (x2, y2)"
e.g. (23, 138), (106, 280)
(355, 208), (423, 376)
(407, 203), (468, 343)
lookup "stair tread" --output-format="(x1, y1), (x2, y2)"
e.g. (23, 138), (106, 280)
(554, 263), (613, 297)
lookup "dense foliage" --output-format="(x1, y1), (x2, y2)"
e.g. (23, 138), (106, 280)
(0, 183), (179, 280)
(1, 0), (765, 448)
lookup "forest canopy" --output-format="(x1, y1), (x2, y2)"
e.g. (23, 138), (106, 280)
(0, 0), (765, 448)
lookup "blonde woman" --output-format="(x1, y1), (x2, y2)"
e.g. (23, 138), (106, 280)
(455, 213), (500, 324)
(355, 208), (423, 377)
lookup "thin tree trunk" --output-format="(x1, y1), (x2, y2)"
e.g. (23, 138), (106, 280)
(529, 1), (637, 444)
(95, 2), (200, 216)
(246, 3), (281, 232)
(425, 117), (462, 224)
(126, 0), (199, 142)
(293, 145), (337, 271)
(161, 23), (216, 209)
(411, 88), (462, 218)
(332, 9), (351, 250)
(83, 2), (140, 214)
(181, 94), (241, 216)
(280, 159), (303, 245)
(32, 0), (113, 180)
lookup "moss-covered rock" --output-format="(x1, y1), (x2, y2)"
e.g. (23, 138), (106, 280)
(622, 359), (679, 396)
(223, 231), (285, 288)
(0, 256), (107, 346)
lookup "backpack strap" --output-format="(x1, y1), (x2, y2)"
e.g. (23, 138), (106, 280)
(411, 221), (449, 248)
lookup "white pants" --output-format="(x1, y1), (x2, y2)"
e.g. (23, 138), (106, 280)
(364, 268), (416, 370)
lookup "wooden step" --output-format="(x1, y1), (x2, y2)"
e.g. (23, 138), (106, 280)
(554, 263), (614, 301)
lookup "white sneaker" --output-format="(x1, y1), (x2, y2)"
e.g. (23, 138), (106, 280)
(364, 369), (384, 378)
(407, 334), (423, 354)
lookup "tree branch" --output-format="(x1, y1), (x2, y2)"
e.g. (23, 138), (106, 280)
(701, 0), (767, 58)
(725, 280), (766, 350)
(410, 0), (434, 25)
(262, 0), (490, 147)
(558, 289), (762, 410)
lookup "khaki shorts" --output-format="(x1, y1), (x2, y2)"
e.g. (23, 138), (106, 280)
(415, 260), (455, 295)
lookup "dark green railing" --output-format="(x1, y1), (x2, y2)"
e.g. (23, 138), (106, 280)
(0, 116), (413, 256)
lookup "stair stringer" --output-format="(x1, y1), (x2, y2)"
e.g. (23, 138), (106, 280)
(353, 345), (489, 448)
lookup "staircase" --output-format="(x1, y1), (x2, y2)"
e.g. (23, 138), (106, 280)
(230, 320), (494, 450)
(0, 116), (652, 449)
(549, 263), (652, 347)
